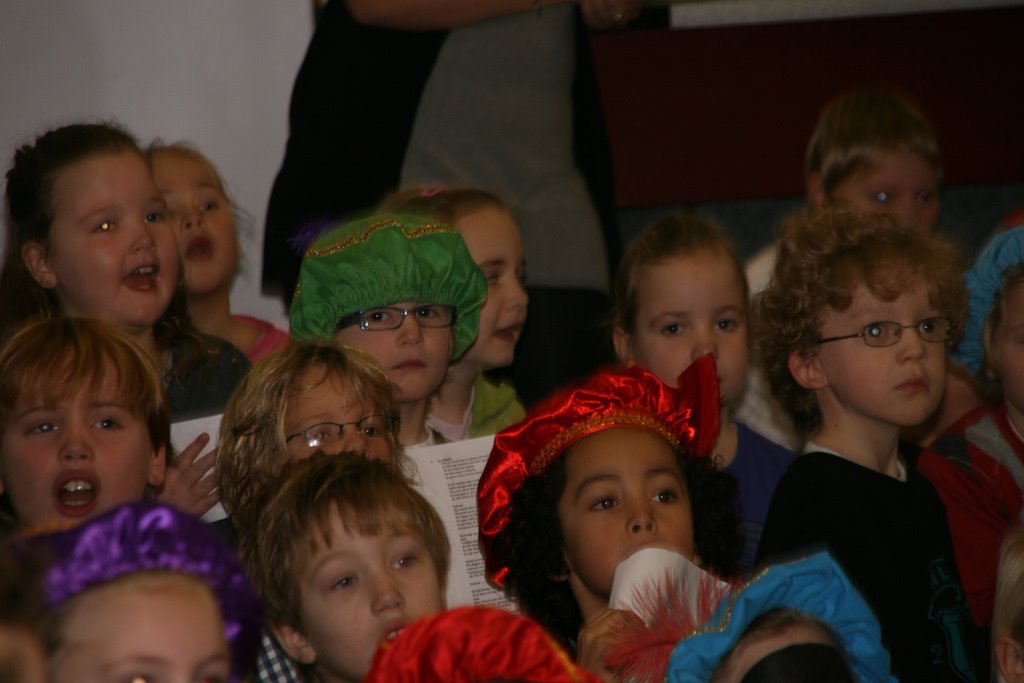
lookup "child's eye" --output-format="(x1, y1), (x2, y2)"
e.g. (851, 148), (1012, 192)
(331, 576), (354, 590)
(95, 417), (121, 429)
(94, 221), (114, 233)
(591, 497), (616, 511)
(201, 200), (218, 211)
(27, 422), (57, 435)
(872, 191), (890, 205)
(917, 190), (933, 204)
(716, 318), (739, 332)
(661, 323), (682, 336)
(145, 211), (164, 223)
(393, 555), (418, 569)
(652, 489), (678, 503)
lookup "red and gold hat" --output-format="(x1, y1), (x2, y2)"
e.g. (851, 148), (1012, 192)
(477, 356), (720, 586)
(364, 606), (602, 683)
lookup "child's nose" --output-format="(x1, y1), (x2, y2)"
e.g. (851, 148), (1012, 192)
(58, 425), (94, 464)
(691, 328), (717, 360)
(371, 574), (405, 614)
(627, 505), (656, 535)
(181, 205), (203, 230)
(395, 314), (424, 346)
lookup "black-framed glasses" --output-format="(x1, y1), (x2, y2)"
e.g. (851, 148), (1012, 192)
(816, 317), (954, 348)
(335, 305), (456, 332)
(285, 415), (398, 449)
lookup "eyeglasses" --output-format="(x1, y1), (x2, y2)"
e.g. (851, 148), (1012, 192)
(285, 415), (398, 449)
(816, 317), (954, 348)
(336, 305), (456, 332)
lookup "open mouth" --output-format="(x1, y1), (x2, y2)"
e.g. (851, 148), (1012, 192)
(493, 322), (523, 342)
(53, 472), (99, 517)
(123, 264), (158, 291)
(186, 235), (213, 259)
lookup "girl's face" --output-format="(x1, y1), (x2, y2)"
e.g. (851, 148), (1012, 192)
(151, 152), (239, 299)
(0, 372), (165, 530)
(23, 152), (178, 335)
(282, 366), (396, 464)
(615, 250), (749, 407)
(334, 302), (453, 405)
(986, 280), (1024, 429)
(556, 428), (694, 622)
(455, 206), (528, 371)
(51, 573), (231, 683)
(827, 148), (940, 232)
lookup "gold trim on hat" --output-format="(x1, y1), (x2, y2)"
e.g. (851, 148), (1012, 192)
(530, 411), (678, 476)
(304, 218), (452, 258)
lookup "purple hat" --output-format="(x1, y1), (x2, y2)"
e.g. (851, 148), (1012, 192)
(20, 502), (262, 683)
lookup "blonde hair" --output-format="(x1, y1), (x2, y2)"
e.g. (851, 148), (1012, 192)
(216, 340), (400, 529)
(806, 90), (942, 197)
(752, 207), (966, 435)
(377, 185), (510, 227)
(995, 526), (1024, 646)
(240, 452), (449, 630)
(612, 214), (747, 336)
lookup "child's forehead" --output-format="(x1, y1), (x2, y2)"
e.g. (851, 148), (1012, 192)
(564, 427), (682, 474)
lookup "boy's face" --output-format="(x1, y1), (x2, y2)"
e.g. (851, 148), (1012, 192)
(827, 148), (940, 232)
(802, 283), (946, 433)
(455, 206), (528, 372)
(0, 377), (166, 530)
(556, 427), (694, 623)
(334, 301), (453, 405)
(283, 366), (395, 464)
(985, 281), (1024, 428)
(615, 250), (748, 407)
(275, 511), (445, 683)
(52, 573), (231, 683)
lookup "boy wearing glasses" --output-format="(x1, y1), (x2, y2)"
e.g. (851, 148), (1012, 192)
(290, 214), (486, 449)
(753, 207), (982, 682)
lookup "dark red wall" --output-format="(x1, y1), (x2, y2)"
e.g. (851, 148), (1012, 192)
(590, 6), (1024, 207)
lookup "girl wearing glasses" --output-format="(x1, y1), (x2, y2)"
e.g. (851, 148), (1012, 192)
(753, 207), (981, 682)
(290, 214), (486, 449)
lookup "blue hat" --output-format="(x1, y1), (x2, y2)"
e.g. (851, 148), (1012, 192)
(667, 552), (895, 683)
(953, 225), (1024, 376)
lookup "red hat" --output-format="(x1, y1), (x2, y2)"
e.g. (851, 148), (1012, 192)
(363, 606), (603, 683)
(477, 356), (720, 586)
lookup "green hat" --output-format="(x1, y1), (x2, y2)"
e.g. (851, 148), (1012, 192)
(290, 214), (486, 358)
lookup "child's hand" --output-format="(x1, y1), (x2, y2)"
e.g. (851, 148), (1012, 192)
(155, 433), (219, 517)
(577, 607), (644, 682)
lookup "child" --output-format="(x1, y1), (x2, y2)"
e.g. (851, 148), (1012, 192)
(240, 450), (450, 683)
(217, 339), (403, 533)
(919, 226), (1024, 630)
(379, 186), (528, 441)
(16, 500), (263, 683)
(753, 207), (980, 682)
(0, 122), (250, 420)
(148, 141), (289, 362)
(666, 552), (896, 683)
(612, 214), (795, 575)
(290, 213), (486, 448)
(993, 525), (1024, 683)
(477, 357), (740, 679)
(0, 317), (167, 535)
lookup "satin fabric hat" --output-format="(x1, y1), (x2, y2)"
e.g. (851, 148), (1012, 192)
(290, 213), (486, 358)
(477, 356), (721, 586)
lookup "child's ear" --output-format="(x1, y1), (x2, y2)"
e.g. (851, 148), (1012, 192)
(147, 444), (168, 488)
(271, 622), (318, 665)
(996, 635), (1024, 683)
(612, 326), (635, 366)
(787, 350), (828, 390)
(21, 241), (58, 289)
(806, 171), (826, 208)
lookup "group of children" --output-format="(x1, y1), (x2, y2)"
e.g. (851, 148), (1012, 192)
(2, 87), (1024, 683)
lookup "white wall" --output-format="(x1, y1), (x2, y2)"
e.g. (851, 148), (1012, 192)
(0, 1), (313, 327)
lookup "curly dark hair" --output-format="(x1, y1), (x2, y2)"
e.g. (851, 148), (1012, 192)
(499, 446), (740, 652)
(751, 207), (966, 436)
